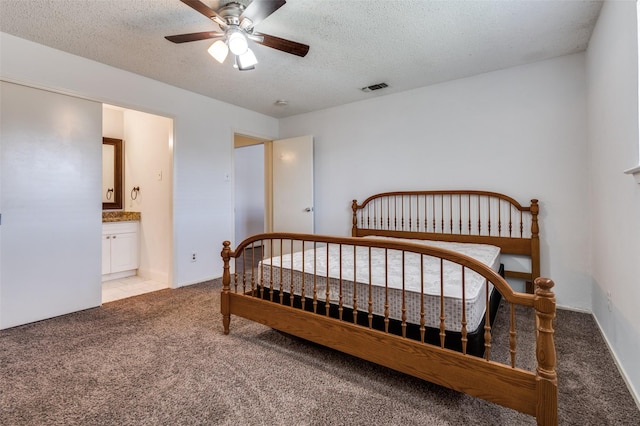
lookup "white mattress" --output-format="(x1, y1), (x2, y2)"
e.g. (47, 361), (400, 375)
(259, 238), (501, 333)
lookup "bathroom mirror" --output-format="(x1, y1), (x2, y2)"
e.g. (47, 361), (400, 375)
(102, 137), (123, 210)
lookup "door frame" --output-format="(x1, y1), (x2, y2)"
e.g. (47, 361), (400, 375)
(232, 132), (314, 246)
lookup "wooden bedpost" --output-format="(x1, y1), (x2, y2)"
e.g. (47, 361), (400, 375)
(534, 277), (557, 426)
(351, 199), (358, 237)
(528, 199), (540, 294)
(221, 241), (232, 335)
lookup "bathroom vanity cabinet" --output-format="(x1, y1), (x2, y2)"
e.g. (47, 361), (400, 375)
(102, 221), (139, 279)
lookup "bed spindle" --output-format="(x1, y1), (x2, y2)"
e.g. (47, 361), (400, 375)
(420, 255), (425, 343)
(241, 254), (246, 294)
(520, 210), (524, 238)
(394, 195), (398, 230)
(509, 303), (517, 368)
(483, 279), (492, 360)
(401, 250), (407, 338)
(299, 240), (304, 309)
(368, 247), (373, 328)
(468, 194), (472, 234)
(279, 239), (284, 304)
(432, 195), (436, 233)
(249, 245), (254, 296)
(325, 244), (330, 316)
(498, 199), (502, 236)
(439, 258), (445, 348)
(459, 194), (463, 233)
(387, 197), (390, 229)
(460, 266), (468, 355)
(384, 248), (390, 333)
(416, 194), (420, 232)
(449, 195), (453, 233)
(507, 205), (512, 237)
(260, 238), (273, 301)
(477, 195), (481, 235)
(441, 195), (445, 233)
(352, 245), (358, 325)
(313, 242), (318, 314)
(338, 244), (343, 320)
(488, 196), (492, 235)
(233, 259), (239, 293)
(408, 195), (412, 231)
(251, 243), (256, 296)
(401, 195), (405, 230)
(424, 194), (428, 232)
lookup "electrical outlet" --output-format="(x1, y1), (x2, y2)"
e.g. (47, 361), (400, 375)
(191, 252), (197, 262)
(607, 290), (612, 312)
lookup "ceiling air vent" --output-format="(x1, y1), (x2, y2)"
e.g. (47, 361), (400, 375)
(361, 82), (389, 93)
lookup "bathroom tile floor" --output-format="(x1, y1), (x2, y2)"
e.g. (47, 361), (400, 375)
(102, 275), (169, 303)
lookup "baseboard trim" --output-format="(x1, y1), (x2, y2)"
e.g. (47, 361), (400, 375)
(137, 268), (169, 286)
(175, 275), (218, 288)
(556, 304), (591, 314)
(592, 314), (640, 410)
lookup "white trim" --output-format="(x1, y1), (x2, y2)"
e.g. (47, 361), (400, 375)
(592, 314), (640, 410)
(174, 276), (219, 288)
(624, 165), (640, 183)
(101, 270), (137, 282)
(556, 304), (591, 314)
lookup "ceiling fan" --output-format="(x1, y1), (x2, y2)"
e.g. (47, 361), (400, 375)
(165, 0), (309, 71)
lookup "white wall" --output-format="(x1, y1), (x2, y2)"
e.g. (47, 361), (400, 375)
(586, 0), (640, 404)
(0, 32), (279, 327)
(103, 107), (124, 140)
(234, 144), (265, 244)
(123, 109), (173, 284)
(281, 53), (590, 309)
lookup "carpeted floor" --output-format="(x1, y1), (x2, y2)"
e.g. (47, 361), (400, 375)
(1, 279), (638, 425)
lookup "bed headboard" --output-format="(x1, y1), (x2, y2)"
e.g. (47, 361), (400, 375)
(351, 190), (540, 293)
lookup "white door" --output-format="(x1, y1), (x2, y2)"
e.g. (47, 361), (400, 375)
(0, 82), (102, 329)
(272, 135), (314, 235)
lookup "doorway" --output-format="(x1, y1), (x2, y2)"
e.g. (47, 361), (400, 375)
(234, 134), (268, 245)
(233, 133), (315, 250)
(102, 105), (174, 303)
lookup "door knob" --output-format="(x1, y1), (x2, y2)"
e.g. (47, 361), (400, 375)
(304, 207), (313, 212)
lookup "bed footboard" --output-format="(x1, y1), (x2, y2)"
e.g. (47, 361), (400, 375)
(220, 234), (557, 425)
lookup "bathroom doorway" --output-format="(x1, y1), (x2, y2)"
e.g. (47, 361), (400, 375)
(102, 105), (174, 302)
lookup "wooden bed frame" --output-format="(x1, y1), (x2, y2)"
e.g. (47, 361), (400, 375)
(221, 190), (556, 425)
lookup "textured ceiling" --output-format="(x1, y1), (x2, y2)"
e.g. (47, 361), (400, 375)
(0, 0), (603, 118)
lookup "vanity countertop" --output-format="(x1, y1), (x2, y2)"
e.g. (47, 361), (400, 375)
(102, 211), (141, 222)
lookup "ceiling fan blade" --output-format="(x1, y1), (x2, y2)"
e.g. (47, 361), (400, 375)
(180, 0), (227, 28)
(240, 0), (286, 28)
(254, 33), (309, 57)
(165, 31), (224, 43)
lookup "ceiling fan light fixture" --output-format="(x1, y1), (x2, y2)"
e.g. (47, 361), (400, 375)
(227, 28), (249, 56)
(237, 48), (258, 70)
(208, 40), (229, 64)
